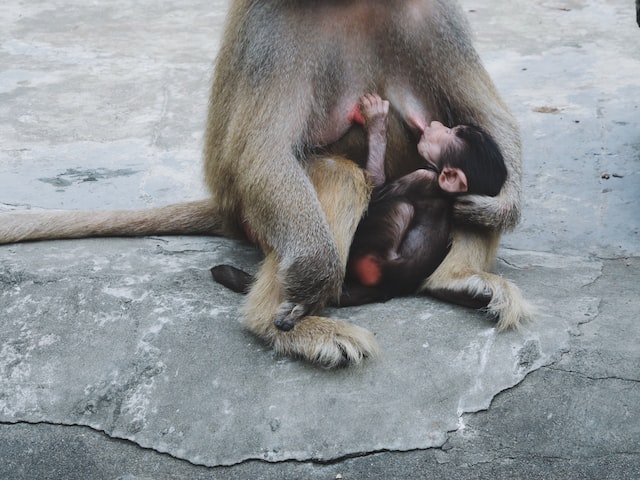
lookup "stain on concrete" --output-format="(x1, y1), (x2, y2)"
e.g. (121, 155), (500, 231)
(516, 340), (541, 373)
(38, 168), (139, 189)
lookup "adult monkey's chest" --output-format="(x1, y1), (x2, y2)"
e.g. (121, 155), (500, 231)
(244, 0), (451, 178)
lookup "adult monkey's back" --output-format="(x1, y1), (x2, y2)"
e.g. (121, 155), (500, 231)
(0, 0), (532, 367)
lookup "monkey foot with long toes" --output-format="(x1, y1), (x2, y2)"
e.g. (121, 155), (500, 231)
(239, 253), (379, 367)
(270, 317), (378, 367)
(422, 231), (535, 332)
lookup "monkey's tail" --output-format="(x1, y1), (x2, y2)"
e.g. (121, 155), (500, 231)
(0, 199), (228, 244)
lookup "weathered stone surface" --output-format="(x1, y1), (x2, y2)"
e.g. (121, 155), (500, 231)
(0, 238), (600, 466)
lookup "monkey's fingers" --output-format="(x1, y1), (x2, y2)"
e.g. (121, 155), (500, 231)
(274, 302), (311, 331)
(359, 94), (387, 121)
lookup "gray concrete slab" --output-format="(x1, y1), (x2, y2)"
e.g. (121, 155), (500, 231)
(1, 0), (639, 479)
(0, 238), (600, 466)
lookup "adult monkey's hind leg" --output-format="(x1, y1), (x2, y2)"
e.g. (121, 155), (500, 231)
(423, 228), (534, 331)
(242, 156), (378, 367)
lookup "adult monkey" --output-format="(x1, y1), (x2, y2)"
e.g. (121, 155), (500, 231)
(0, 0), (531, 367)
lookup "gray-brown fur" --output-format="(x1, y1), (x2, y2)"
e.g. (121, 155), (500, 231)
(0, 1), (532, 366)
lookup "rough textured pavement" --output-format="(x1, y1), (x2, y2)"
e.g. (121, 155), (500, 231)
(1, 1), (639, 479)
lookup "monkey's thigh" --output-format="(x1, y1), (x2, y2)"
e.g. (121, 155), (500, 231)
(242, 155), (378, 367)
(423, 228), (533, 330)
(305, 156), (372, 266)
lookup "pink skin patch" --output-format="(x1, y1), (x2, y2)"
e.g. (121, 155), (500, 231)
(348, 104), (366, 125)
(350, 255), (383, 287)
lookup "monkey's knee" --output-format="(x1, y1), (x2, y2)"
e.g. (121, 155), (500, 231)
(281, 247), (343, 308)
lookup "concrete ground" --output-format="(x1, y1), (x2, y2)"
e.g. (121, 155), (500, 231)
(1, 0), (639, 479)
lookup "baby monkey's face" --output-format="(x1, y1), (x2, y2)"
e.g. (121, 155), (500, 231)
(417, 121), (461, 171)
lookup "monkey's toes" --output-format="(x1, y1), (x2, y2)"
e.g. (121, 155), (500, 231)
(272, 317), (379, 368)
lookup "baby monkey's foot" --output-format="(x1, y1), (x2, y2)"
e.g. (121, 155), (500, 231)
(359, 94), (389, 134)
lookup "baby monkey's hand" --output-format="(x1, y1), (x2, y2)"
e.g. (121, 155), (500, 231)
(358, 94), (389, 135)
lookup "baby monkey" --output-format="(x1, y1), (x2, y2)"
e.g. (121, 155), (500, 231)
(212, 94), (507, 327)
(340, 94), (507, 306)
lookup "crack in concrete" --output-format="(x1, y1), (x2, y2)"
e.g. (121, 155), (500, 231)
(9, 416), (638, 473)
(579, 273), (603, 289)
(0, 419), (210, 468)
(0, 418), (446, 469)
(544, 366), (640, 384)
(593, 255), (638, 262)
(0, 203), (33, 210)
(495, 256), (524, 269)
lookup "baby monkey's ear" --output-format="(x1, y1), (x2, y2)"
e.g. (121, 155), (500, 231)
(438, 167), (468, 193)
